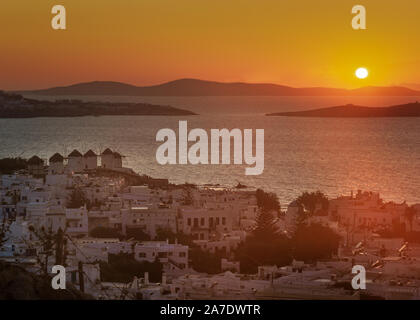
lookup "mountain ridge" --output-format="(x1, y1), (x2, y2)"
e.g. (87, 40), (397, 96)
(18, 79), (420, 97)
(267, 102), (420, 117)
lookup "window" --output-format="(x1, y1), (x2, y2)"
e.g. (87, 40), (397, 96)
(138, 253), (146, 258)
(216, 217), (220, 225)
(222, 217), (226, 225)
(179, 252), (186, 257)
(187, 218), (191, 226)
(193, 218), (198, 227)
(200, 218), (205, 226)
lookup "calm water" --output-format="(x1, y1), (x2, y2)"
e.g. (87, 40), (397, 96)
(1, 96), (420, 205)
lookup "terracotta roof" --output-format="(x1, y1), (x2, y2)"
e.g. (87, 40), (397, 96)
(68, 149), (82, 157)
(28, 155), (43, 165)
(83, 149), (97, 157)
(101, 148), (114, 155)
(49, 153), (64, 163)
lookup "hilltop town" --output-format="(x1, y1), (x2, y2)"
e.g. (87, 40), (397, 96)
(1, 149), (420, 300)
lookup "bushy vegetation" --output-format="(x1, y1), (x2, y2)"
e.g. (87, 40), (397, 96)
(126, 228), (151, 241)
(292, 223), (341, 262)
(67, 188), (87, 209)
(155, 227), (193, 246)
(235, 206), (340, 273)
(0, 157), (27, 174)
(155, 227), (223, 274)
(189, 247), (225, 274)
(100, 253), (162, 283)
(296, 191), (329, 217)
(235, 209), (292, 273)
(90, 227), (121, 239)
(0, 217), (10, 249)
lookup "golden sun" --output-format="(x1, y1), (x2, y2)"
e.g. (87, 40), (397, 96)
(355, 67), (368, 79)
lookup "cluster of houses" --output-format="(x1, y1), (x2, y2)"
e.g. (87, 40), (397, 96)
(1, 149), (420, 299)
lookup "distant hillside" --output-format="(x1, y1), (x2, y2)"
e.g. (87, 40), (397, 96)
(19, 79), (420, 96)
(0, 91), (196, 118)
(267, 102), (420, 117)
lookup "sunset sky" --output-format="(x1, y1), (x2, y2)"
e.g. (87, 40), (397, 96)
(1, 0), (419, 90)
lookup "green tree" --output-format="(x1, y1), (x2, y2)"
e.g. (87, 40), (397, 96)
(67, 188), (87, 209)
(181, 187), (194, 206)
(126, 228), (151, 241)
(235, 209), (292, 273)
(0, 157), (27, 174)
(189, 247), (224, 274)
(27, 226), (67, 275)
(296, 191), (329, 219)
(235, 235), (292, 274)
(0, 216), (10, 249)
(100, 253), (162, 283)
(256, 189), (280, 215)
(155, 227), (194, 246)
(291, 223), (340, 263)
(90, 227), (121, 239)
(252, 209), (279, 240)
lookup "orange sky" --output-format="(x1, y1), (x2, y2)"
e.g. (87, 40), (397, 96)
(0, 0), (419, 90)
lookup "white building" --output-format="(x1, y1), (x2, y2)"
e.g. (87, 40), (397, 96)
(121, 206), (177, 239)
(65, 206), (89, 236)
(178, 207), (233, 240)
(134, 241), (189, 272)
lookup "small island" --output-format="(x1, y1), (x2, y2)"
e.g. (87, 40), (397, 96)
(0, 91), (196, 118)
(267, 102), (420, 118)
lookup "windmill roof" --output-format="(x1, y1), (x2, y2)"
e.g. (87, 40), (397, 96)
(49, 153), (64, 162)
(101, 148), (114, 155)
(84, 149), (97, 157)
(28, 155), (43, 165)
(68, 149), (82, 157)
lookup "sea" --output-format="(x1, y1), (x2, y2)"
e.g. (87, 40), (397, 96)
(1, 95), (419, 206)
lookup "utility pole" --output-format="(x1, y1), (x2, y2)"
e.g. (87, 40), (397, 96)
(78, 261), (85, 293)
(55, 228), (64, 265)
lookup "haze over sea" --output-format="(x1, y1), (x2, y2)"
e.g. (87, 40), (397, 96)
(1, 95), (420, 206)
